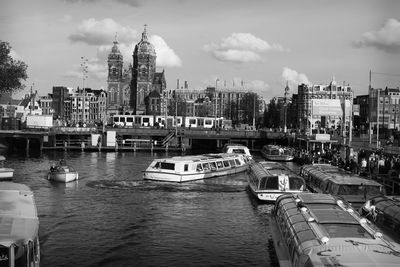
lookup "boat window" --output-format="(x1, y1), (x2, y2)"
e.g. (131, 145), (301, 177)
(210, 162), (217, 170)
(271, 150), (280, 155)
(223, 160), (230, 167)
(0, 247), (9, 266)
(232, 148), (246, 154)
(322, 224), (373, 239)
(338, 185), (366, 195)
(289, 177), (306, 190)
(196, 164), (203, 171)
(154, 162), (161, 168)
(235, 159), (241, 166)
(113, 116), (119, 122)
(260, 176), (279, 190)
(160, 162), (175, 170)
(229, 159), (236, 166)
(202, 163), (210, 171)
(184, 164), (188, 171)
(216, 161), (223, 168)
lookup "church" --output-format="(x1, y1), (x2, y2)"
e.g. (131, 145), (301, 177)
(107, 25), (166, 116)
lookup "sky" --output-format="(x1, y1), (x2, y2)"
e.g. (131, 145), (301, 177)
(1, 0), (400, 101)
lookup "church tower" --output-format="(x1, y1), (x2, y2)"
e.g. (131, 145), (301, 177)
(130, 25), (156, 114)
(107, 35), (124, 107)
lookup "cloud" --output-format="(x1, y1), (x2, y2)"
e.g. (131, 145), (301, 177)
(281, 67), (311, 87)
(68, 18), (138, 45)
(63, 0), (142, 7)
(67, 21), (182, 83)
(64, 57), (107, 84)
(10, 49), (23, 61)
(149, 35), (182, 67)
(353, 18), (400, 53)
(204, 33), (286, 63)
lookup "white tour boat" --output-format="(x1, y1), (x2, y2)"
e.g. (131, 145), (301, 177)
(247, 161), (307, 202)
(0, 182), (40, 266)
(0, 155), (14, 180)
(143, 153), (249, 183)
(222, 143), (253, 161)
(261, 144), (294, 161)
(47, 160), (79, 183)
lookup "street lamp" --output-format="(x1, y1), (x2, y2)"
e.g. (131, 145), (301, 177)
(215, 78), (219, 128)
(81, 56), (89, 125)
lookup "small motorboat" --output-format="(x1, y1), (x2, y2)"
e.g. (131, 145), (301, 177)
(47, 159), (78, 183)
(0, 155), (14, 181)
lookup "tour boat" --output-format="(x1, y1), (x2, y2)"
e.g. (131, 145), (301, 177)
(300, 163), (386, 209)
(143, 153), (249, 183)
(271, 193), (400, 267)
(360, 194), (400, 242)
(247, 161), (306, 202)
(0, 155), (14, 180)
(47, 160), (79, 183)
(221, 143), (253, 161)
(260, 145), (294, 161)
(0, 182), (40, 266)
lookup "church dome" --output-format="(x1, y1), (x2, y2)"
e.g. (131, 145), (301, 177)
(135, 25), (156, 56)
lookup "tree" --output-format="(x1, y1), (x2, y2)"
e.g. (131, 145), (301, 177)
(239, 92), (258, 125)
(0, 41), (28, 95)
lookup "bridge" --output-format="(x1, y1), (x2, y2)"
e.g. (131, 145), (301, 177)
(0, 127), (289, 154)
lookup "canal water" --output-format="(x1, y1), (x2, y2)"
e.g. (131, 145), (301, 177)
(4, 149), (297, 267)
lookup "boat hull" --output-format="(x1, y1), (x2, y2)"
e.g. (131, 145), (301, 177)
(144, 165), (248, 183)
(48, 171), (78, 183)
(262, 153), (294, 162)
(0, 168), (14, 180)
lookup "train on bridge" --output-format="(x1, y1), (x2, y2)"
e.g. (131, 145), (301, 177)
(112, 115), (232, 129)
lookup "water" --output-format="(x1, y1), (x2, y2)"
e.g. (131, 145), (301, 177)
(5, 150), (283, 267)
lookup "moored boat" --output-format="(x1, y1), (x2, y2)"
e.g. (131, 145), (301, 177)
(261, 145), (294, 161)
(143, 153), (249, 183)
(222, 143), (253, 161)
(247, 161), (306, 202)
(0, 182), (40, 266)
(47, 159), (79, 183)
(299, 163), (386, 209)
(360, 194), (400, 242)
(271, 193), (400, 267)
(0, 155), (14, 181)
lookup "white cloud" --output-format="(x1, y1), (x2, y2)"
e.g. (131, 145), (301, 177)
(281, 67), (311, 87)
(204, 33), (286, 63)
(10, 49), (23, 61)
(60, 15), (72, 23)
(353, 18), (400, 53)
(149, 35), (182, 67)
(64, 58), (107, 85)
(69, 18), (138, 45)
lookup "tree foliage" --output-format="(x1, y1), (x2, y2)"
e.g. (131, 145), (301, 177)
(0, 41), (28, 94)
(239, 92), (258, 125)
(263, 98), (281, 128)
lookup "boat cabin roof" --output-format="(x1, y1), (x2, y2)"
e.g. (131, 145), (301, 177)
(273, 193), (400, 267)
(0, 182), (39, 246)
(258, 161), (296, 177)
(155, 153), (241, 164)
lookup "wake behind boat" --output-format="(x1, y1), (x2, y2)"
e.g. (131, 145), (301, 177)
(143, 153), (249, 183)
(47, 159), (79, 183)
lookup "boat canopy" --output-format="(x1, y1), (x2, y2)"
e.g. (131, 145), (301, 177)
(0, 182), (39, 246)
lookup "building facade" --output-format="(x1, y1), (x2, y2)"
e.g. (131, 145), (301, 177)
(369, 87), (400, 131)
(297, 78), (353, 134)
